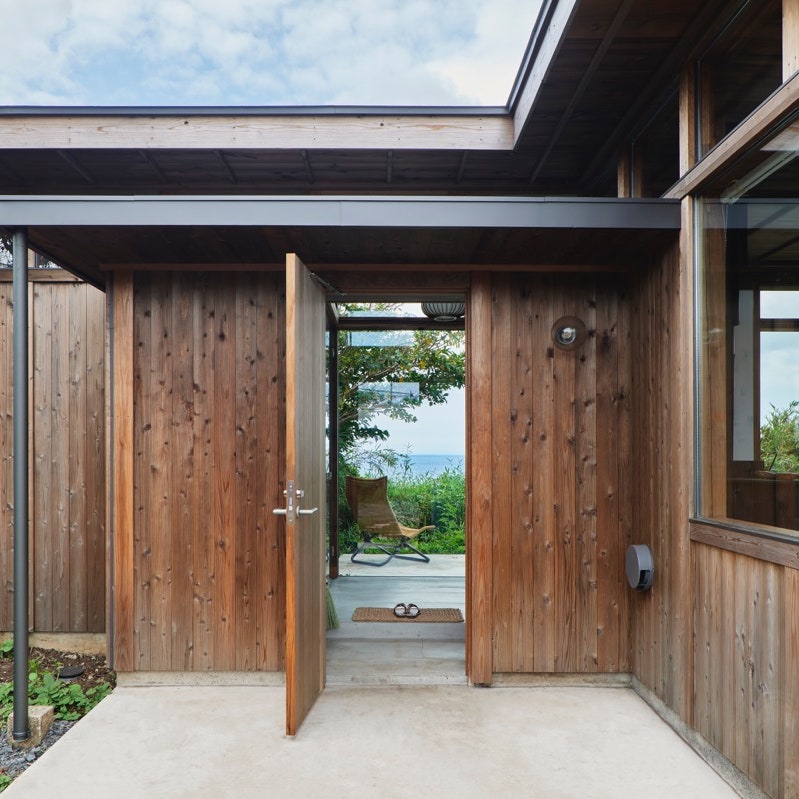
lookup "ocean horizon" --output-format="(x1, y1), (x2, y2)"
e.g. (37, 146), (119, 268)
(388, 453), (464, 476)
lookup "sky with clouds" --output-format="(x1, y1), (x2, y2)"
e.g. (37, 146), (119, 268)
(0, 0), (540, 107)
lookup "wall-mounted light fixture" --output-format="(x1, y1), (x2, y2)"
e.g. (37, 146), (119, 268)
(625, 544), (654, 591)
(551, 316), (587, 350)
(421, 301), (465, 322)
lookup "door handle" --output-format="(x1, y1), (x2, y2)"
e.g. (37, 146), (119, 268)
(272, 482), (317, 522)
(273, 480), (297, 523)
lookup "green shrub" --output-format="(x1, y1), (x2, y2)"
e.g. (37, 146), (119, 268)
(337, 466), (466, 555)
(0, 656), (112, 723)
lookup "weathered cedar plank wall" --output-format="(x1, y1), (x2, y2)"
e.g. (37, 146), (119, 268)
(628, 236), (693, 720)
(0, 272), (105, 633)
(692, 539), (788, 798)
(629, 228), (799, 798)
(121, 271), (285, 671)
(470, 272), (632, 675)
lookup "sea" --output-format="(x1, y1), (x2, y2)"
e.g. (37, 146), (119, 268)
(391, 453), (464, 477)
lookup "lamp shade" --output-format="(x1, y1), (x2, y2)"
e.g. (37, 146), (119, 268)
(421, 301), (465, 321)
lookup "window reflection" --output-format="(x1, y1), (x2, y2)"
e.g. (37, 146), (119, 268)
(697, 0), (781, 156)
(699, 134), (799, 533)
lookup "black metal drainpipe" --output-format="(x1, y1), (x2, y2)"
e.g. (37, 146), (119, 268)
(12, 229), (29, 742)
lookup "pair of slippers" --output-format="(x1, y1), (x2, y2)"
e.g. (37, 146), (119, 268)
(393, 602), (421, 618)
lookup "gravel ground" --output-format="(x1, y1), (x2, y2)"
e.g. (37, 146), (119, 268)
(0, 648), (115, 790)
(0, 719), (77, 781)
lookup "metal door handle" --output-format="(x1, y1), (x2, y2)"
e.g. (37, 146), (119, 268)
(297, 507), (318, 515)
(273, 480), (297, 523)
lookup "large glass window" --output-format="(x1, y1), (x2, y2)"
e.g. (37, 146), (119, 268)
(698, 0), (781, 156)
(698, 127), (799, 534)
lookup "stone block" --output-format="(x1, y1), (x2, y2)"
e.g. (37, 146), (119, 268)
(6, 705), (54, 749)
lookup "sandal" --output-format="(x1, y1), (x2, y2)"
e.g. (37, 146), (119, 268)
(405, 603), (420, 618)
(393, 603), (408, 618)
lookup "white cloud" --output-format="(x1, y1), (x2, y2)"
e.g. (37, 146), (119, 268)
(0, 0), (535, 106)
(429, 0), (542, 104)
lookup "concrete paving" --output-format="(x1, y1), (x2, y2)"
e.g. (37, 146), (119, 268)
(4, 684), (742, 799)
(5, 560), (746, 797)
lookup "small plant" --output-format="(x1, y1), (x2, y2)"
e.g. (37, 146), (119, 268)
(0, 639), (12, 659)
(0, 657), (112, 723)
(0, 773), (12, 792)
(27, 671), (112, 721)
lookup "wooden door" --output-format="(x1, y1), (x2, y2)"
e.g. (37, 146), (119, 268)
(283, 253), (327, 735)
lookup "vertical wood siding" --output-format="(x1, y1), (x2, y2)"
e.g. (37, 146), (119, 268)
(0, 274), (105, 633)
(129, 272), (285, 671)
(480, 273), (632, 674)
(629, 237), (694, 721)
(693, 543), (790, 799)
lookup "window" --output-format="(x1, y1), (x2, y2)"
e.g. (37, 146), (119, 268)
(698, 126), (799, 534)
(697, 0), (782, 157)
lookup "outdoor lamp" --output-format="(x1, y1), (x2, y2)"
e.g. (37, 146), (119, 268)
(421, 301), (465, 322)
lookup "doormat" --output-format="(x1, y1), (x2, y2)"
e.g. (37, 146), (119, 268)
(352, 607), (464, 623)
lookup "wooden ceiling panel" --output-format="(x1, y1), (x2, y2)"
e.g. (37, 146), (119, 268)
(25, 224), (676, 289)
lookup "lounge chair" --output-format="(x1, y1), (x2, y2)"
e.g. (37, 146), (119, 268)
(345, 475), (434, 566)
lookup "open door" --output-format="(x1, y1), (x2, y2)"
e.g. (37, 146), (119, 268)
(282, 253), (327, 735)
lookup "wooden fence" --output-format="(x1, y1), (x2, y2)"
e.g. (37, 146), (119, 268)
(0, 270), (106, 633)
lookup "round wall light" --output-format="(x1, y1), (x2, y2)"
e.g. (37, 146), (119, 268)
(421, 301), (465, 322)
(551, 316), (587, 350)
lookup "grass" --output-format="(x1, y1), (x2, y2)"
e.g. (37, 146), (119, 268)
(339, 466), (465, 555)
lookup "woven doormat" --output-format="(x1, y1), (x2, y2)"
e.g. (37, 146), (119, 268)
(352, 607), (464, 623)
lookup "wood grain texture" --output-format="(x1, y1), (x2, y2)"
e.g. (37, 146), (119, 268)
(666, 71), (799, 199)
(466, 273), (494, 685)
(284, 254), (327, 735)
(486, 273), (631, 675)
(124, 271), (286, 672)
(0, 276), (105, 634)
(785, 0), (799, 81)
(0, 115), (513, 151)
(693, 542), (786, 798)
(629, 236), (694, 723)
(785, 567), (799, 798)
(111, 271), (134, 670)
(691, 521), (799, 570)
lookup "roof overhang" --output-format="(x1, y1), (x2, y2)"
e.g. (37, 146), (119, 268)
(1, 194), (680, 288)
(0, 1), (722, 194)
(0, 194), (679, 228)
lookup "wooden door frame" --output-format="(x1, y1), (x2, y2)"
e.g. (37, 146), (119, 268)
(319, 274), (488, 686)
(465, 272), (493, 685)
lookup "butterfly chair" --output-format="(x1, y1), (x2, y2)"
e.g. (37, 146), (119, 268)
(345, 475), (434, 567)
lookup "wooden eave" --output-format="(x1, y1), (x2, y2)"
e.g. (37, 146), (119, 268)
(0, 0), (734, 199)
(0, 194), (679, 288)
(0, 0), (747, 286)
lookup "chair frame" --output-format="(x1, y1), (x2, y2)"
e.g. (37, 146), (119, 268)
(345, 475), (434, 567)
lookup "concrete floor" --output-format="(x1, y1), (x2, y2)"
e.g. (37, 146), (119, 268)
(4, 558), (745, 797)
(5, 684), (742, 799)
